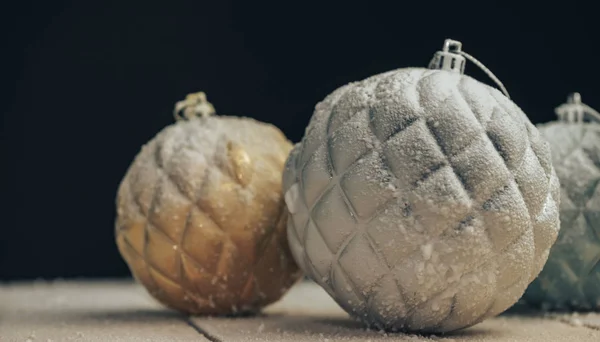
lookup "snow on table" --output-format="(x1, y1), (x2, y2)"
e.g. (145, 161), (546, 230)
(1, 280), (598, 342)
(0, 280), (205, 342)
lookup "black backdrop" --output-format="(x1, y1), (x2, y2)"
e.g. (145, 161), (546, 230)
(2, 0), (599, 280)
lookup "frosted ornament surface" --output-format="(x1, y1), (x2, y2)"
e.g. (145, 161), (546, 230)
(116, 114), (302, 315)
(283, 68), (560, 333)
(524, 122), (600, 310)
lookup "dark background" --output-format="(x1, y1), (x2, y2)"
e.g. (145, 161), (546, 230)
(2, 0), (599, 281)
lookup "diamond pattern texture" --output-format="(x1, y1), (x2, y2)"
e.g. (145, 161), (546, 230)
(524, 122), (600, 310)
(116, 116), (302, 314)
(283, 68), (560, 333)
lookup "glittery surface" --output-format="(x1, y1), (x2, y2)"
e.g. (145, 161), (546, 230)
(116, 115), (302, 315)
(283, 68), (560, 333)
(524, 122), (600, 310)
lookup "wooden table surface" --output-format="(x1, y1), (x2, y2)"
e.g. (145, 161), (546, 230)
(1, 280), (598, 342)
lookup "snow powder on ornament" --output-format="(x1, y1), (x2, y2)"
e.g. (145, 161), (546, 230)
(283, 39), (560, 333)
(524, 93), (600, 311)
(116, 92), (302, 315)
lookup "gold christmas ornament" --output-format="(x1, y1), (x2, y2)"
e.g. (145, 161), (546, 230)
(115, 92), (302, 315)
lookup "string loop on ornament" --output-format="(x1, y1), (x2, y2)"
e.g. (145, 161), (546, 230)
(456, 50), (510, 100)
(173, 91), (216, 121)
(555, 92), (600, 124)
(429, 39), (511, 99)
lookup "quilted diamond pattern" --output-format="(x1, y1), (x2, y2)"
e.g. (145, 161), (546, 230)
(283, 68), (560, 333)
(524, 122), (600, 310)
(116, 116), (301, 314)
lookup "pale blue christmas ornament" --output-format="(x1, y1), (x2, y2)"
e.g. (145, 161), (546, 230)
(524, 93), (600, 311)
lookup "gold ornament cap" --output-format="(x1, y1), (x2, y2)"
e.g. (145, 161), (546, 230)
(173, 91), (216, 120)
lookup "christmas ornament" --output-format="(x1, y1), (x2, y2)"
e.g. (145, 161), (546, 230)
(524, 93), (600, 311)
(116, 92), (301, 315)
(282, 39), (560, 333)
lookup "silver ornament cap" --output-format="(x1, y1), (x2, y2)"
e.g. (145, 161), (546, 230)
(555, 92), (600, 123)
(428, 39), (466, 74)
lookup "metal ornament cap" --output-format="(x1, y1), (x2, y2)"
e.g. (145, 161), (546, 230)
(428, 39), (466, 74)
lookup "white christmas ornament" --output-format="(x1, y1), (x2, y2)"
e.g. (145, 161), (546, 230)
(283, 39), (560, 333)
(524, 93), (600, 310)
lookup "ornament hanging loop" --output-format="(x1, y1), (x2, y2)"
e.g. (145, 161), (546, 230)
(174, 91), (216, 121)
(555, 92), (600, 124)
(428, 38), (511, 99)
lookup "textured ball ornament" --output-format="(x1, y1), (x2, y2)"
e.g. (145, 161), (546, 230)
(524, 93), (600, 310)
(283, 40), (560, 333)
(116, 92), (301, 315)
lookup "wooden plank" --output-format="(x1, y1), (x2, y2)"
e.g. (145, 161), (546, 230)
(0, 280), (206, 342)
(189, 281), (600, 342)
(1, 280), (598, 341)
